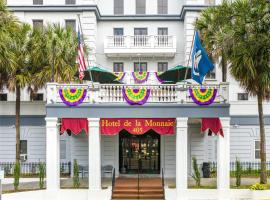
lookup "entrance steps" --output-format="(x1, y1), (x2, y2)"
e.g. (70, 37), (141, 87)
(111, 178), (164, 200)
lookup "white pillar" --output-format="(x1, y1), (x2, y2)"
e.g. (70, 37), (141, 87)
(88, 118), (101, 190)
(217, 117), (230, 195)
(46, 117), (60, 191)
(176, 118), (188, 192)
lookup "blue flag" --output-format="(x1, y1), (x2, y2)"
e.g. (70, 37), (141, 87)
(192, 31), (214, 84)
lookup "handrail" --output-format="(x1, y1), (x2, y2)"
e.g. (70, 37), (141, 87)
(162, 168), (165, 200)
(111, 168), (115, 200)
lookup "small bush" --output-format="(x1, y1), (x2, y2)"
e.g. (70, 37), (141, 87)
(250, 183), (267, 190)
(13, 161), (20, 191)
(235, 158), (242, 187)
(38, 162), (46, 189)
(73, 159), (80, 188)
(191, 157), (201, 187)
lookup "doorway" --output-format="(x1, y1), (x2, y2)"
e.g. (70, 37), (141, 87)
(119, 130), (160, 174)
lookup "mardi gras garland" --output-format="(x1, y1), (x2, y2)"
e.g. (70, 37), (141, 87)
(59, 88), (87, 106)
(155, 72), (165, 83)
(132, 72), (149, 83)
(113, 72), (126, 82)
(189, 88), (217, 105)
(122, 88), (150, 105)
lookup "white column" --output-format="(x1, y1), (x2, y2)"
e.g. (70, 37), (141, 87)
(217, 117), (230, 192)
(88, 118), (101, 190)
(46, 117), (60, 191)
(176, 118), (188, 191)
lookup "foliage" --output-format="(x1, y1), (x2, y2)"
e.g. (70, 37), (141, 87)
(38, 162), (46, 189)
(235, 158), (242, 187)
(191, 157), (201, 187)
(250, 183), (267, 190)
(13, 161), (20, 191)
(196, 0), (270, 184)
(73, 159), (80, 188)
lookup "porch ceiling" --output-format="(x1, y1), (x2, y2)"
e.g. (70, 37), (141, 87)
(46, 103), (230, 118)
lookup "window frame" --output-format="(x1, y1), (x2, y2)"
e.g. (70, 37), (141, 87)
(65, 19), (76, 32)
(134, 62), (147, 72)
(113, 62), (124, 72)
(0, 93), (7, 101)
(157, 62), (168, 72)
(32, 19), (43, 29)
(31, 93), (44, 101)
(33, 0), (43, 5)
(205, 68), (216, 80)
(114, 0), (124, 15)
(136, 0), (146, 14)
(157, 0), (168, 14)
(254, 140), (260, 160)
(237, 93), (249, 101)
(20, 140), (28, 155)
(65, 0), (76, 5)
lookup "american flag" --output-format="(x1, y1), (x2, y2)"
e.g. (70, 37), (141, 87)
(77, 29), (86, 80)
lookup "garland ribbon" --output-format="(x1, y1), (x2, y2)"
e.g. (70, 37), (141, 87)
(155, 72), (165, 83)
(132, 72), (149, 83)
(59, 88), (87, 106)
(189, 88), (217, 105)
(113, 72), (126, 82)
(122, 88), (150, 105)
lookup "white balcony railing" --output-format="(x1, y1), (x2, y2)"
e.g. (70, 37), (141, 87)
(47, 83), (229, 105)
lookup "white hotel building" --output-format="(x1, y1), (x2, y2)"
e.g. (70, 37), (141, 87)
(1, 0), (270, 199)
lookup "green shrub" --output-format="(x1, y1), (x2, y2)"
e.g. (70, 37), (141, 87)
(13, 161), (20, 191)
(38, 162), (46, 189)
(191, 157), (201, 187)
(235, 158), (242, 187)
(250, 183), (267, 190)
(73, 159), (80, 188)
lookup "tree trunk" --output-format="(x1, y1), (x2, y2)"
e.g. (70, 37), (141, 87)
(221, 50), (227, 82)
(15, 83), (21, 162)
(258, 93), (267, 184)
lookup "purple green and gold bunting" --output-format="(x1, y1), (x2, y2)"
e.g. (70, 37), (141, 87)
(122, 88), (150, 105)
(132, 72), (149, 83)
(113, 72), (126, 82)
(155, 72), (165, 83)
(59, 88), (87, 106)
(189, 88), (217, 105)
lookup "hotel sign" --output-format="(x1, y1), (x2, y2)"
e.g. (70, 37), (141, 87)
(100, 118), (175, 135)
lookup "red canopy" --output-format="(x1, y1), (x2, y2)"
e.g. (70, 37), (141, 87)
(201, 118), (223, 137)
(60, 118), (88, 135)
(101, 118), (175, 135)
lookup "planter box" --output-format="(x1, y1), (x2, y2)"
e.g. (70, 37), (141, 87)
(251, 190), (270, 199)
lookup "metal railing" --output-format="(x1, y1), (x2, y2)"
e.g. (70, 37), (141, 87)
(111, 168), (115, 200)
(0, 162), (71, 176)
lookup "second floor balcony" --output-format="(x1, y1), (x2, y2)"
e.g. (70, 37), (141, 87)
(104, 35), (177, 58)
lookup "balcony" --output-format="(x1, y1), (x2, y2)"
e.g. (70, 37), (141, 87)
(46, 82), (229, 105)
(104, 35), (177, 58)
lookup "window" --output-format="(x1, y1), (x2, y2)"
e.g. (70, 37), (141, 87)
(255, 140), (260, 159)
(60, 140), (66, 159)
(33, 0), (43, 5)
(114, 28), (124, 36)
(157, 0), (168, 14)
(114, 0), (124, 15)
(157, 62), (168, 72)
(134, 28), (147, 36)
(65, 0), (76, 4)
(238, 93), (248, 101)
(32, 20), (43, 29)
(65, 20), (76, 32)
(20, 140), (27, 155)
(31, 93), (44, 101)
(158, 27), (168, 35)
(134, 62), (147, 72)
(136, 0), (146, 14)
(0, 93), (7, 101)
(113, 62), (124, 72)
(205, 69), (216, 79)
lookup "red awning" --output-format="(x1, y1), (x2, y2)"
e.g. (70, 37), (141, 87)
(201, 118), (223, 137)
(60, 118), (88, 135)
(100, 118), (175, 135)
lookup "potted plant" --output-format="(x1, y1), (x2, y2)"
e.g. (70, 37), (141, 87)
(250, 183), (270, 199)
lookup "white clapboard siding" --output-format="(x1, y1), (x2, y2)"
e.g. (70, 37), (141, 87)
(70, 134), (89, 167)
(163, 135), (176, 177)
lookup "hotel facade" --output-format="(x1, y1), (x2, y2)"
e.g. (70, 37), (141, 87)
(1, 0), (270, 199)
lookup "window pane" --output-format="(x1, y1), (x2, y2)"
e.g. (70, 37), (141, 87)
(134, 62), (147, 72)
(158, 0), (167, 14)
(31, 93), (44, 101)
(205, 69), (216, 79)
(134, 28), (147, 35)
(20, 140), (27, 154)
(114, 0), (124, 15)
(113, 62), (124, 72)
(158, 28), (168, 35)
(33, 20), (43, 29)
(65, 0), (76, 5)
(65, 20), (76, 32)
(255, 150), (260, 159)
(238, 93), (248, 100)
(60, 140), (66, 159)
(33, 0), (43, 5)
(136, 0), (146, 14)
(114, 28), (124, 36)
(0, 93), (7, 101)
(158, 62), (168, 72)
(255, 141), (260, 149)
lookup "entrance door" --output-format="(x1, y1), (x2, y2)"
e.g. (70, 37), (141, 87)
(119, 130), (160, 174)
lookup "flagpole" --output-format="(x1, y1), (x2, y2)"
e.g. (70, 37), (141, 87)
(77, 14), (94, 84)
(184, 18), (198, 80)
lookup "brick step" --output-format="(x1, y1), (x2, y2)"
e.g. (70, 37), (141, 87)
(113, 189), (163, 194)
(112, 194), (164, 199)
(114, 186), (163, 190)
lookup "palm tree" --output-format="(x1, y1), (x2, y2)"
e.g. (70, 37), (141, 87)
(33, 24), (78, 85)
(197, 0), (270, 183)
